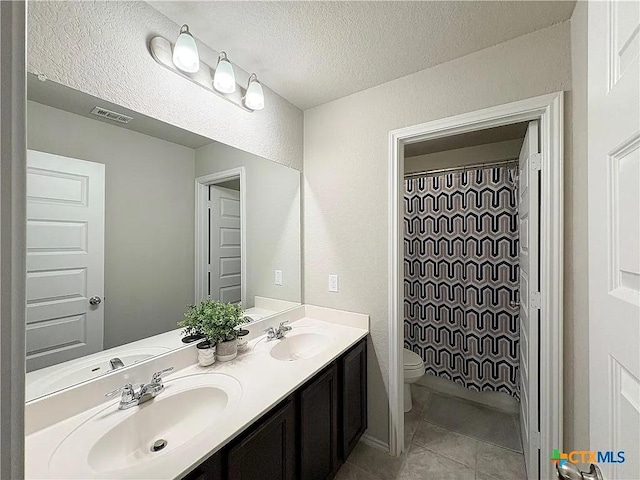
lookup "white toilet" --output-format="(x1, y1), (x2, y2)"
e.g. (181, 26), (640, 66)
(403, 348), (426, 412)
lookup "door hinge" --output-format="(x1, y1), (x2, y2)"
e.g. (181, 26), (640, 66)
(532, 430), (541, 449)
(207, 200), (212, 209)
(530, 291), (542, 310)
(531, 153), (542, 171)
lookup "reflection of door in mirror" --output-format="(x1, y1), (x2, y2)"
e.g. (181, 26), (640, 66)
(26, 150), (105, 372)
(209, 184), (241, 303)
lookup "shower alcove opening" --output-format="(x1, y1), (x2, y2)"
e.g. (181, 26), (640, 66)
(403, 122), (527, 454)
(389, 96), (563, 480)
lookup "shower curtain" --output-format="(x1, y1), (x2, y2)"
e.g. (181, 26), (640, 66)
(403, 165), (520, 398)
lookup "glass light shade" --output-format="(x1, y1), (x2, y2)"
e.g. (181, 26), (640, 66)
(244, 77), (264, 111)
(172, 25), (199, 73)
(213, 54), (236, 94)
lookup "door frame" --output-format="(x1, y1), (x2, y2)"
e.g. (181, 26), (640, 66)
(195, 167), (247, 306)
(387, 92), (564, 480)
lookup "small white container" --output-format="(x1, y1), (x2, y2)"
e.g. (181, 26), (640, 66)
(196, 341), (216, 367)
(216, 338), (238, 362)
(236, 329), (250, 351)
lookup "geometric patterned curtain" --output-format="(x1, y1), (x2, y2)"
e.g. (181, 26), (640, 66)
(403, 165), (520, 398)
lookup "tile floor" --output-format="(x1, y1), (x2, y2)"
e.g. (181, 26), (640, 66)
(422, 391), (522, 453)
(335, 384), (527, 480)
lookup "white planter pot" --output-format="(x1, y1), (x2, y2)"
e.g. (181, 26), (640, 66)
(196, 341), (216, 367)
(236, 329), (250, 351)
(216, 338), (238, 362)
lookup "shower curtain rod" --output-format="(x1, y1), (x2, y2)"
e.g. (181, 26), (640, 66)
(404, 158), (519, 179)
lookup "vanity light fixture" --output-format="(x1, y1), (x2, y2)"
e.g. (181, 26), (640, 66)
(149, 27), (262, 112)
(213, 52), (236, 94)
(172, 24), (200, 73)
(244, 74), (265, 111)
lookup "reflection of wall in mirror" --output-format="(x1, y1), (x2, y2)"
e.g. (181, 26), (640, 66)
(27, 0), (303, 170)
(27, 100), (195, 350)
(196, 141), (301, 307)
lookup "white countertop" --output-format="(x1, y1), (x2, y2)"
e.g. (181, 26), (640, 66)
(25, 306), (368, 479)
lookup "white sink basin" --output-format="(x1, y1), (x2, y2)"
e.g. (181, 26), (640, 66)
(48, 373), (241, 478)
(269, 332), (332, 361)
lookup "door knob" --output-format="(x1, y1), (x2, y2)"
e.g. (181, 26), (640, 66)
(89, 296), (102, 306)
(509, 300), (520, 309)
(557, 462), (604, 480)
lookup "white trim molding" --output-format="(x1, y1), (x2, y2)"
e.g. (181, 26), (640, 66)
(0, 1), (26, 477)
(388, 92), (564, 480)
(195, 167), (247, 306)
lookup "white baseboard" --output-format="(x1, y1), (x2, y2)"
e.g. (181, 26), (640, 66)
(359, 432), (391, 454)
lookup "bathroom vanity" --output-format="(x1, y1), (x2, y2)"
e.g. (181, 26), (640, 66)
(24, 306), (369, 479)
(189, 337), (367, 480)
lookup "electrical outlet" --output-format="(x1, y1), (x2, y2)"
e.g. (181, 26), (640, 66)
(328, 274), (339, 293)
(275, 270), (283, 286)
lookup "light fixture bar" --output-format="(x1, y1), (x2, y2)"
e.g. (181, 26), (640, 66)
(149, 36), (254, 113)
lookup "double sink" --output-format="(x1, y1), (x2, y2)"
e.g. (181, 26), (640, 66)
(43, 327), (334, 479)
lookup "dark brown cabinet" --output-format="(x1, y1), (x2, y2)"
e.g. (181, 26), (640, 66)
(227, 397), (297, 480)
(339, 339), (367, 460)
(299, 364), (339, 480)
(182, 451), (223, 480)
(180, 337), (367, 480)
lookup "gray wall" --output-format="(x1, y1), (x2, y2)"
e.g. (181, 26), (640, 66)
(0, 2), (27, 476)
(303, 22), (573, 445)
(195, 142), (301, 307)
(27, 101), (195, 349)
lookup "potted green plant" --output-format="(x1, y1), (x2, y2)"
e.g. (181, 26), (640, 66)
(177, 304), (206, 344)
(179, 299), (246, 363)
(178, 301), (214, 366)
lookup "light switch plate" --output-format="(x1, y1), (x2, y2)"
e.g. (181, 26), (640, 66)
(328, 274), (339, 292)
(275, 270), (283, 286)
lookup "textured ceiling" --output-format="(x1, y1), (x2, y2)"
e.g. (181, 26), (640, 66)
(148, 1), (576, 110)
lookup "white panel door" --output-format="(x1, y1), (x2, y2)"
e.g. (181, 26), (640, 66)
(26, 150), (105, 371)
(209, 185), (241, 303)
(588, 1), (640, 479)
(518, 121), (540, 480)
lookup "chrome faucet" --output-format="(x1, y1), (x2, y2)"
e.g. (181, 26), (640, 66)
(105, 367), (173, 410)
(264, 321), (292, 341)
(109, 357), (125, 370)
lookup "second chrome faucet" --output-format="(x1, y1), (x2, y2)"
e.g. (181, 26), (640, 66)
(264, 321), (292, 341)
(105, 367), (174, 410)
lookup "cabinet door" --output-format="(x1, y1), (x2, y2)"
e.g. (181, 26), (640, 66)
(300, 363), (339, 480)
(227, 398), (296, 480)
(181, 451), (223, 480)
(340, 339), (367, 460)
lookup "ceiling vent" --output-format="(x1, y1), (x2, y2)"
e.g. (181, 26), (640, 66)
(90, 106), (133, 124)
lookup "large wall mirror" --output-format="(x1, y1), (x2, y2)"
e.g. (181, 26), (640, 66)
(25, 74), (301, 401)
